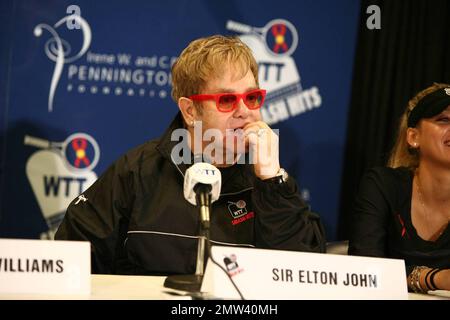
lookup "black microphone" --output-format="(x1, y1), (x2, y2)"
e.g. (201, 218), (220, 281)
(194, 183), (212, 229)
(163, 162), (221, 293)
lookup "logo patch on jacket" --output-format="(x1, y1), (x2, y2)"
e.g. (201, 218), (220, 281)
(227, 200), (254, 225)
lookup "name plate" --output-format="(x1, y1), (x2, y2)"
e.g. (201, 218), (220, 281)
(201, 246), (408, 300)
(0, 238), (91, 295)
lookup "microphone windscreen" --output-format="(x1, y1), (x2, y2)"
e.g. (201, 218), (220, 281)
(183, 162), (221, 206)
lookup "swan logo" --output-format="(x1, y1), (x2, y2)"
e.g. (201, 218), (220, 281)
(24, 133), (100, 239)
(226, 19), (322, 125)
(34, 11), (91, 112)
(34, 10), (175, 106)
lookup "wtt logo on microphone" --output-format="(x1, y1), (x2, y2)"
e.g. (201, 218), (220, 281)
(194, 168), (218, 176)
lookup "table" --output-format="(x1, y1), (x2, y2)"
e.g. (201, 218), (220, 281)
(0, 274), (449, 300)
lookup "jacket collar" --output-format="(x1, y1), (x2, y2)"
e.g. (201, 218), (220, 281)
(155, 111), (191, 175)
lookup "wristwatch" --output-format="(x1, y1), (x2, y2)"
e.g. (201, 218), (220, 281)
(263, 168), (289, 184)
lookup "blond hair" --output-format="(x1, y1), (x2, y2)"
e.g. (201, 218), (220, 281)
(388, 83), (450, 169)
(171, 35), (259, 103)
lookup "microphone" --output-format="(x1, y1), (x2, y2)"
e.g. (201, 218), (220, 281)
(163, 162), (221, 293)
(184, 162), (221, 229)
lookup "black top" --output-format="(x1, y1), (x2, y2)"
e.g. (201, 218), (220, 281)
(55, 112), (326, 275)
(349, 166), (450, 275)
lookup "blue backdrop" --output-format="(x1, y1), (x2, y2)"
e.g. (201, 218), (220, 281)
(0, 0), (359, 241)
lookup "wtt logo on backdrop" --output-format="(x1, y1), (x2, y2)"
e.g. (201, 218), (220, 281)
(24, 133), (100, 239)
(34, 6), (176, 113)
(226, 19), (322, 125)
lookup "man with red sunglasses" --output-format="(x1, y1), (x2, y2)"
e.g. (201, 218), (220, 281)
(56, 35), (326, 275)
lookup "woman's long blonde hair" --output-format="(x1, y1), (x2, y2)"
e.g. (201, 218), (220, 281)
(387, 83), (450, 169)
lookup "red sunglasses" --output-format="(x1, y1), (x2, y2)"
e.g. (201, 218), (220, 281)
(189, 89), (266, 112)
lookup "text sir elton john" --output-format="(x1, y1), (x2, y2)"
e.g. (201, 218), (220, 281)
(272, 268), (378, 287)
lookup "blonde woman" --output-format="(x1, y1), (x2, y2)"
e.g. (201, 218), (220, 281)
(349, 83), (450, 293)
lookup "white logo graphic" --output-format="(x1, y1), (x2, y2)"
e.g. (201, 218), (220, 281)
(34, 14), (92, 112)
(34, 10), (176, 107)
(24, 133), (99, 239)
(445, 88), (450, 96)
(74, 194), (88, 205)
(227, 19), (322, 125)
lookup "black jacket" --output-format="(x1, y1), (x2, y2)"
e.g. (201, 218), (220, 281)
(55, 113), (326, 275)
(349, 166), (450, 275)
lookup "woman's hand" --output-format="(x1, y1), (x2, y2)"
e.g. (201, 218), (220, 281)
(433, 269), (450, 290)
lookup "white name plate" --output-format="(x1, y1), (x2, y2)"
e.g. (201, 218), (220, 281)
(0, 238), (91, 295)
(201, 246), (408, 300)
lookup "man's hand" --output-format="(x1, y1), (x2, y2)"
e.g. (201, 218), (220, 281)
(243, 121), (280, 180)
